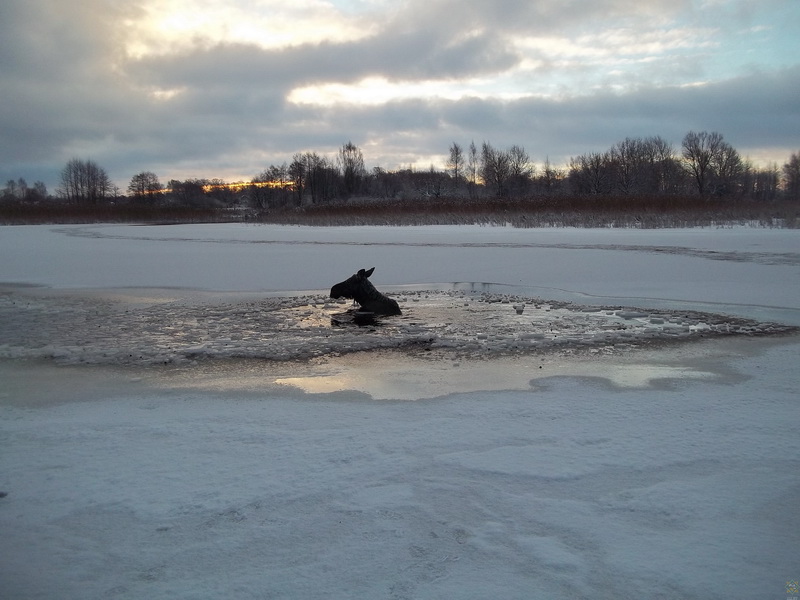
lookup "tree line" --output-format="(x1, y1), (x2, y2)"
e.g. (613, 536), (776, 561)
(3, 132), (799, 208)
(568, 132), (787, 200)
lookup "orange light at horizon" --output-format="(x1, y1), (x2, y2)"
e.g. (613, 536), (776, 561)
(198, 180), (295, 193)
(158, 180), (295, 195)
(248, 180), (295, 190)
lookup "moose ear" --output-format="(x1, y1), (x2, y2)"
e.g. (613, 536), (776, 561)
(357, 268), (367, 277)
(364, 267), (375, 278)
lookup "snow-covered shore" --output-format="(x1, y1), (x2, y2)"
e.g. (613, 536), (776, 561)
(1, 224), (798, 599)
(1, 224), (798, 313)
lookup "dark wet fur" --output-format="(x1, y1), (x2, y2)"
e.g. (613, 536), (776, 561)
(330, 267), (401, 316)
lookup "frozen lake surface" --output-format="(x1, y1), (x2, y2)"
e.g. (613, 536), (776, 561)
(1, 224), (799, 599)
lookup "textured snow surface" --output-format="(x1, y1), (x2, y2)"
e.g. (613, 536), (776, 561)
(1, 224), (799, 600)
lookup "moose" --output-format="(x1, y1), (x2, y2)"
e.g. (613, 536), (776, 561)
(330, 267), (402, 316)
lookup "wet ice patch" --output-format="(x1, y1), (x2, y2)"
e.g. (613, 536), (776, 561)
(0, 286), (795, 367)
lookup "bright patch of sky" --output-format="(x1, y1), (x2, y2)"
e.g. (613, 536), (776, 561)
(125, 0), (795, 105)
(288, 76), (534, 105)
(127, 0), (380, 57)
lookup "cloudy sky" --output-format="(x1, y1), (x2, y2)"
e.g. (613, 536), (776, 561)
(2, 0), (798, 192)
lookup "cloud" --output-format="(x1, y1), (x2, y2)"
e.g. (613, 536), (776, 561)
(127, 0), (381, 57)
(128, 27), (520, 95)
(0, 0), (797, 190)
(280, 65), (800, 169)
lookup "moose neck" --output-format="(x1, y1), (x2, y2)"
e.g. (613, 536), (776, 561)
(354, 279), (385, 306)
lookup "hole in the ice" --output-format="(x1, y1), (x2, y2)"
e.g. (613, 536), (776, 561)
(0, 285), (795, 367)
(330, 310), (382, 327)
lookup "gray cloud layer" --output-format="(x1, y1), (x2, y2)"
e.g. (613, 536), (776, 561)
(1, 0), (798, 189)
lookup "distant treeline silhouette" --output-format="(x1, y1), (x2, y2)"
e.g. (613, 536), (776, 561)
(2, 131), (799, 226)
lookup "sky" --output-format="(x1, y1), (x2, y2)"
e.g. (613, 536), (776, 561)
(1, 0), (799, 192)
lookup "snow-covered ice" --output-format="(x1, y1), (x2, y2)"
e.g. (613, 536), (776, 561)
(1, 224), (798, 599)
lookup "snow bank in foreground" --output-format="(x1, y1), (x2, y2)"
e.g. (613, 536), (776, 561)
(1, 338), (798, 600)
(0, 285), (794, 366)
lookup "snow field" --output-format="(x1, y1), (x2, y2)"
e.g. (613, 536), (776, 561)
(1, 339), (797, 599)
(1, 223), (799, 599)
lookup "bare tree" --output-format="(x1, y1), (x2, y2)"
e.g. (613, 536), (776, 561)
(59, 158), (112, 204)
(16, 178), (28, 199)
(290, 152), (339, 204)
(305, 152), (335, 203)
(467, 141), (479, 198)
(251, 163), (291, 209)
(481, 142), (511, 198)
(508, 145), (532, 179)
(32, 181), (48, 200)
(641, 136), (680, 194)
(569, 152), (613, 194)
(710, 142), (744, 196)
(610, 137), (645, 194)
(681, 131), (724, 196)
(507, 145), (533, 196)
(167, 178), (208, 207)
(369, 166), (400, 200)
(447, 142), (464, 182)
(338, 141), (365, 197)
(4, 180), (18, 199)
(250, 172), (270, 210)
(742, 162), (779, 201)
(538, 157), (565, 194)
(128, 171), (163, 204)
(206, 178), (237, 206)
(288, 154), (306, 205)
(424, 165), (448, 198)
(782, 151), (800, 201)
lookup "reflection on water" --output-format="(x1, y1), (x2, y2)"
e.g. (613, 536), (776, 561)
(272, 351), (717, 400)
(2, 336), (780, 404)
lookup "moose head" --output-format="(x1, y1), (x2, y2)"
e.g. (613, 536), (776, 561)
(330, 267), (401, 316)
